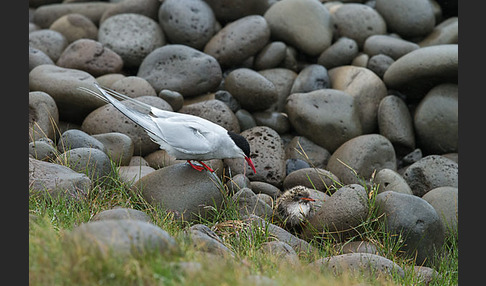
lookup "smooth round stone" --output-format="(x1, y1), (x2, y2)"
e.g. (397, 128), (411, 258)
(56, 39), (123, 77)
(204, 0), (274, 23)
(377, 95), (415, 155)
(235, 109), (256, 131)
(111, 76), (157, 98)
(204, 15), (270, 68)
(226, 173), (251, 194)
(49, 13), (98, 43)
(283, 167), (341, 193)
(367, 54), (394, 79)
(100, 0), (161, 23)
(57, 129), (106, 153)
(419, 17), (458, 47)
(91, 207), (152, 223)
(29, 65), (102, 123)
(422, 186), (458, 236)
(351, 53), (369, 67)
(32, 2), (115, 28)
(258, 68), (297, 112)
(339, 241), (379, 255)
(252, 111), (290, 134)
(95, 73), (126, 88)
(260, 241), (300, 265)
(56, 147), (112, 181)
(224, 68), (278, 112)
(187, 224), (235, 257)
(143, 149), (184, 169)
(290, 64), (330, 94)
(179, 99), (240, 133)
(99, 13), (165, 68)
(128, 156), (150, 167)
(285, 89), (362, 153)
(29, 29), (68, 62)
(384, 45), (458, 99)
(158, 0), (216, 50)
(118, 165), (156, 184)
(253, 41), (287, 71)
(264, 0), (333, 56)
(374, 168), (413, 195)
(285, 136), (331, 169)
(285, 158), (310, 175)
(29, 91), (59, 142)
(376, 191), (445, 265)
(138, 44), (222, 97)
(403, 155), (458, 197)
(327, 134), (397, 185)
(375, 0), (435, 38)
(92, 132), (134, 166)
(250, 181), (282, 200)
(159, 90), (184, 111)
(214, 90), (240, 113)
(331, 3), (387, 48)
(414, 84), (458, 155)
(363, 35), (420, 60)
(317, 37), (359, 69)
(29, 46), (54, 72)
(29, 140), (58, 161)
(233, 188), (274, 218)
(329, 66), (388, 134)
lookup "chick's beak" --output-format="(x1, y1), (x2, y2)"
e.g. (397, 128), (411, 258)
(300, 197), (315, 202)
(245, 156), (257, 174)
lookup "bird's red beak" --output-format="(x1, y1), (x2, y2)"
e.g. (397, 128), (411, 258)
(300, 197), (316, 202)
(245, 156), (257, 174)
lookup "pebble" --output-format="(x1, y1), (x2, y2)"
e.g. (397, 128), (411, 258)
(249, 181), (282, 200)
(414, 83), (458, 155)
(56, 39), (124, 77)
(328, 66), (388, 134)
(29, 29), (68, 62)
(317, 37), (359, 69)
(204, 0), (274, 23)
(260, 241), (300, 265)
(98, 13), (165, 68)
(367, 54), (394, 79)
(285, 89), (362, 153)
(95, 73), (125, 88)
(29, 46), (54, 72)
(264, 0), (333, 56)
(283, 168), (341, 194)
(56, 147), (113, 181)
(179, 99), (240, 133)
(224, 68), (278, 112)
(375, 0), (435, 38)
(214, 90), (240, 113)
(92, 132), (134, 166)
(187, 224), (235, 258)
(289, 64), (330, 94)
(57, 129), (106, 153)
(252, 111), (290, 134)
(29, 157), (91, 200)
(143, 149), (185, 169)
(110, 76), (157, 98)
(327, 134), (397, 185)
(284, 136), (331, 169)
(339, 241), (379, 255)
(49, 13), (98, 44)
(376, 191), (445, 265)
(363, 35), (420, 60)
(422, 186), (458, 236)
(28, 91), (59, 142)
(138, 44), (222, 97)
(100, 0), (160, 23)
(118, 165), (156, 185)
(132, 163), (225, 222)
(383, 44), (458, 99)
(285, 159), (310, 175)
(232, 188), (274, 219)
(128, 156), (150, 167)
(235, 109), (257, 131)
(419, 17), (458, 47)
(253, 41), (287, 71)
(331, 3), (387, 48)
(403, 155), (458, 197)
(32, 2), (115, 28)
(91, 207), (153, 223)
(374, 168), (413, 195)
(29, 140), (58, 161)
(259, 68), (297, 112)
(159, 90), (184, 111)
(226, 173), (251, 194)
(377, 95), (415, 155)
(204, 15), (270, 68)
(158, 0), (216, 50)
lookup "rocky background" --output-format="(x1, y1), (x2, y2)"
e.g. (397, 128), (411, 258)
(29, 0), (458, 280)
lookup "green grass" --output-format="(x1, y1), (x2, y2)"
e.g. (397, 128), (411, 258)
(29, 158), (458, 286)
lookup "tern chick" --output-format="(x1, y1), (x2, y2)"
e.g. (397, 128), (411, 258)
(275, 186), (315, 229)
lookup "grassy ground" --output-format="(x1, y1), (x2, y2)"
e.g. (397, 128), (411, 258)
(29, 161), (458, 285)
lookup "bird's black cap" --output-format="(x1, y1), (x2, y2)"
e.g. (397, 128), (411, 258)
(228, 131), (251, 157)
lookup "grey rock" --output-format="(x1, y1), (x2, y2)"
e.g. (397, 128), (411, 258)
(226, 173), (251, 194)
(422, 186), (458, 236)
(99, 13), (165, 68)
(250, 181), (282, 200)
(367, 54), (394, 79)
(204, 0), (274, 23)
(96, 73), (126, 88)
(374, 168), (413, 195)
(383, 45), (458, 99)
(401, 148), (423, 165)
(133, 163), (225, 222)
(29, 157), (91, 200)
(264, 0), (333, 56)
(376, 191), (445, 265)
(232, 188), (274, 219)
(285, 159), (310, 175)
(57, 129), (106, 154)
(283, 168), (340, 194)
(29, 29), (68, 62)
(327, 134), (397, 185)
(110, 76), (157, 98)
(253, 41), (287, 70)
(419, 17), (458, 47)
(28, 91), (59, 142)
(91, 207), (152, 223)
(179, 99), (240, 133)
(339, 241), (379, 255)
(377, 95), (415, 155)
(332, 3), (387, 48)
(29, 46), (54, 72)
(187, 224), (235, 257)
(159, 90), (184, 111)
(235, 109), (256, 131)
(414, 83), (458, 155)
(317, 37), (359, 69)
(303, 184), (369, 242)
(259, 68), (297, 112)
(375, 0), (435, 38)
(214, 90), (240, 113)
(32, 2), (114, 28)
(56, 147), (113, 181)
(158, 0), (216, 50)
(204, 15), (270, 68)
(285, 89), (362, 153)
(49, 13), (98, 44)
(143, 149), (185, 169)
(329, 66), (388, 134)
(66, 219), (179, 257)
(138, 44), (222, 97)
(260, 241), (300, 265)
(29, 64), (102, 123)
(118, 165), (156, 185)
(29, 140), (58, 161)
(128, 156), (150, 167)
(403, 155), (458, 197)
(92, 132), (134, 166)
(363, 35), (420, 60)
(413, 266), (440, 285)
(224, 68), (278, 112)
(284, 136), (331, 169)
(290, 64), (330, 94)
(351, 53), (369, 67)
(252, 111), (290, 134)
(100, 0), (161, 23)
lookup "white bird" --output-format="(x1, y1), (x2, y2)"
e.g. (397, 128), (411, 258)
(78, 84), (256, 174)
(275, 186), (315, 229)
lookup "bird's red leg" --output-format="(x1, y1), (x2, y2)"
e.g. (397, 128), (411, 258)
(187, 160), (204, 171)
(198, 161), (214, 172)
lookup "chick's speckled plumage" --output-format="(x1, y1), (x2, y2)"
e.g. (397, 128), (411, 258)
(275, 186), (315, 228)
